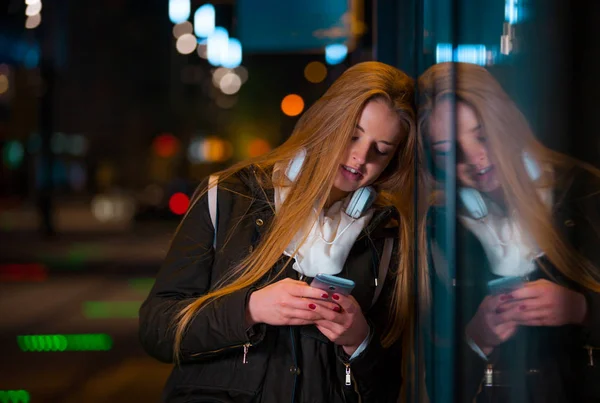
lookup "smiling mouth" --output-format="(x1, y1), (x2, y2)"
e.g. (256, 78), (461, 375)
(342, 165), (363, 177)
(476, 166), (493, 175)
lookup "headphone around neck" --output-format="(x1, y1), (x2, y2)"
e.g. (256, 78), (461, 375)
(459, 152), (541, 220)
(285, 149), (376, 219)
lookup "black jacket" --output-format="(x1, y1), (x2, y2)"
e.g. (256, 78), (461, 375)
(425, 169), (600, 403)
(139, 167), (403, 403)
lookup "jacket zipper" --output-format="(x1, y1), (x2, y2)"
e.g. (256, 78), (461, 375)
(584, 345), (597, 367)
(344, 363), (352, 386)
(190, 342), (252, 363)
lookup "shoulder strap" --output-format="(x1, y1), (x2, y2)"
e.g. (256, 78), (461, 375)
(208, 175), (218, 249)
(371, 237), (394, 307)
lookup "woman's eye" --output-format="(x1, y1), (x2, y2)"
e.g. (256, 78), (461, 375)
(375, 148), (389, 156)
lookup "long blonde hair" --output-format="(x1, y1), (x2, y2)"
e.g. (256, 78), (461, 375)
(173, 62), (418, 369)
(418, 61), (600, 292)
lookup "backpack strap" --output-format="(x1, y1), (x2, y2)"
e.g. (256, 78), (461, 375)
(371, 236), (394, 307)
(208, 175), (218, 249)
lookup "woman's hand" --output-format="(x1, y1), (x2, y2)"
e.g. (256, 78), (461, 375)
(246, 278), (340, 326)
(466, 294), (519, 356)
(496, 279), (588, 327)
(315, 293), (370, 356)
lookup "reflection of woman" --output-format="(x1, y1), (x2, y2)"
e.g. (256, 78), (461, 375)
(419, 62), (600, 402)
(140, 62), (417, 403)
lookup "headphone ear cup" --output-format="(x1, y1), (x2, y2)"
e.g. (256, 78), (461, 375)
(458, 187), (488, 220)
(285, 148), (307, 182)
(522, 152), (542, 182)
(345, 186), (376, 218)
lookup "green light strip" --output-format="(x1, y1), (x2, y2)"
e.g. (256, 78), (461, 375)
(0, 390), (30, 403)
(128, 277), (155, 294)
(17, 334), (113, 352)
(83, 301), (142, 319)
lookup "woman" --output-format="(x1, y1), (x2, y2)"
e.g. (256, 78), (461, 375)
(140, 61), (417, 403)
(418, 62), (600, 402)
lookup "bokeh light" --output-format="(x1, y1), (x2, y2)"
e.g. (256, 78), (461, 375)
(211, 67), (231, 87)
(0, 263), (47, 282)
(304, 61), (327, 83)
(3, 141), (24, 170)
(281, 94), (304, 117)
(169, 0), (190, 24)
(68, 162), (87, 191)
(194, 3), (215, 38)
(152, 133), (179, 157)
(188, 137), (233, 163)
(207, 27), (229, 66)
(176, 33), (197, 55)
(172, 21), (193, 38)
(169, 192), (190, 215)
(25, 2), (42, 16)
(0, 390), (30, 403)
(248, 138), (272, 157)
(91, 195), (136, 223)
(17, 334), (113, 352)
(83, 301), (142, 319)
(325, 44), (348, 65)
(0, 74), (9, 95)
(25, 14), (41, 29)
(235, 65), (248, 84)
(51, 132), (68, 154)
(219, 72), (241, 95)
(221, 38), (242, 69)
(197, 39), (208, 59)
(215, 95), (237, 109)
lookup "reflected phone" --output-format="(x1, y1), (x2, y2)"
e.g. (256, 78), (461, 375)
(310, 274), (355, 297)
(487, 276), (525, 295)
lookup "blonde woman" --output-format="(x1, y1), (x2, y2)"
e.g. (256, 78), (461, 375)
(140, 62), (417, 403)
(419, 62), (600, 402)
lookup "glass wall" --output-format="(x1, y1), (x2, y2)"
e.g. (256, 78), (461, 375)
(399, 0), (600, 401)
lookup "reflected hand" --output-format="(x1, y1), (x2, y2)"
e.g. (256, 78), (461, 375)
(466, 294), (518, 356)
(315, 293), (370, 356)
(247, 278), (340, 326)
(496, 279), (588, 327)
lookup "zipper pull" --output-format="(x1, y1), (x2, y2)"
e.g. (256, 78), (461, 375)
(484, 364), (493, 386)
(585, 345), (594, 367)
(345, 363), (351, 386)
(242, 343), (251, 364)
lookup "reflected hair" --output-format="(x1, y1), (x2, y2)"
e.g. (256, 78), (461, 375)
(418, 62), (600, 292)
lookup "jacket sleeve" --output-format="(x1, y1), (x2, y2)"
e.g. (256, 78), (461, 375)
(138, 179), (263, 363)
(335, 241), (403, 403)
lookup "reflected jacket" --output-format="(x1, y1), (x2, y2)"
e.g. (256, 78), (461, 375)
(426, 168), (600, 403)
(139, 167), (403, 403)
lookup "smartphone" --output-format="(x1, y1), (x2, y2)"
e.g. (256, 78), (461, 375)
(487, 276), (525, 295)
(310, 274), (355, 297)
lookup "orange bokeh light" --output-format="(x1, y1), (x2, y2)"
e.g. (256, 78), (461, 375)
(281, 94), (304, 117)
(248, 138), (271, 158)
(153, 134), (180, 158)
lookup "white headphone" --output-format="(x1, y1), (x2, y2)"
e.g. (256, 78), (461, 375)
(458, 152), (541, 220)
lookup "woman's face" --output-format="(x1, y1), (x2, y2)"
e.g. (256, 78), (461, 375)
(428, 100), (500, 193)
(331, 99), (404, 200)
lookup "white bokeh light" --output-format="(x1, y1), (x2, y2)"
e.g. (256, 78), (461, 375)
(194, 4), (215, 38)
(176, 33), (197, 55)
(219, 72), (241, 95)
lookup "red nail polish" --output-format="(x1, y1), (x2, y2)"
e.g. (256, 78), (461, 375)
(308, 304), (316, 310)
(520, 305), (526, 311)
(321, 294), (329, 299)
(333, 306), (341, 312)
(332, 294), (340, 300)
